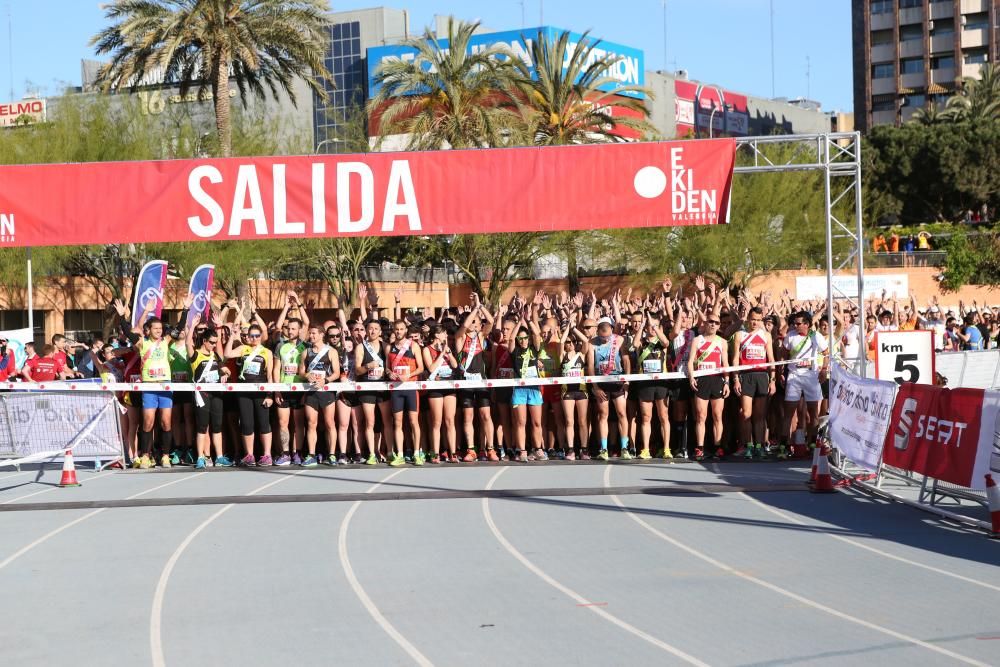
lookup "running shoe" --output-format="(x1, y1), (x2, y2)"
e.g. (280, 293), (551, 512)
(580, 450), (592, 460)
(131, 456), (143, 469)
(428, 454), (441, 464)
(448, 453), (460, 463)
(138, 455), (153, 470)
(776, 445), (789, 461)
(274, 454), (292, 467)
(478, 451), (488, 462)
(621, 449), (633, 461)
(238, 454), (256, 467)
(486, 448), (500, 462)
(462, 450), (477, 462)
(596, 449), (609, 461)
(744, 444), (755, 460)
(752, 443), (764, 460)
(414, 450), (426, 466)
(337, 455), (348, 466)
(258, 454), (273, 467)
(205, 457), (214, 468)
(215, 455), (234, 467)
(661, 448), (674, 460)
(169, 451), (181, 466)
(302, 455), (318, 468)
(195, 456), (206, 470)
(565, 450), (576, 461)
(160, 455), (173, 469)
(291, 453), (303, 466)
(535, 448), (549, 461)
(324, 455), (337, 466)
(693, 447), (705, 461)
(389, 453), (405, 467)
(365, 453), (378, 466)
(638, 449), (652, 460)
(497, 447), (507, 461)
(516, 450), (529, 462)
(183, 449), (196, 465)
(675, 449), (688, 460)
(713, 447), (726, 461)
(547, 448), (557, 461)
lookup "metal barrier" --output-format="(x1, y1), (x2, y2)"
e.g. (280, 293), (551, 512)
(935, 349), (1000, 389)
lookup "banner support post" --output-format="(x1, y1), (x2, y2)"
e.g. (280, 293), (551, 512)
(26, 247), (33, 339)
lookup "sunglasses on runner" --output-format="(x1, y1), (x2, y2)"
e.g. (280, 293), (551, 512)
(707, 320), (720, 325)
(208, 339), (218, 345)
(247, 334), (261, 339)
(516, 335), (529, 341)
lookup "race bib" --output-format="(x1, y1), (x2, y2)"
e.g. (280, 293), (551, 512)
(745, 347), (765, 360)
(282, 363), (298, 377)
(565, 368), (583, 378)
(797, 359), (812, 369)
(171, 371), (189, 382)
(368, 367), (384, 380)
(697, 361), (717, 371)
(244, 360), (262, 376)
(129, 374), (141, 383)
(498, 368), (514, 379)
(642, 359), (662, 374)
(464, 372), (482, 382)
(598, 362), (613, 375)
(438, 366), (453, 379)
(147, 367), (167, 380)
(523, 366), (539, 379)
(202, 369), (220, 383)
(308, 370), (325, 384)
(393, 365), (410, 379)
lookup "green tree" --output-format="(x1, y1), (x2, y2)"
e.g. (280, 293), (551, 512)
(298, 237), (384, 307)
(513, 29), (655, 145)
(444, 233), (544, 307)
(90, 0), (331, 157)
(944, 63), (1000, 123)
(367, 18), (523, 150)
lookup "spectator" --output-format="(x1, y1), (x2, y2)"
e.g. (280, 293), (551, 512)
(872, 233), (888, 253)
(0, 337), (17, 382)
(887, 232), (900, 253)
(955, 313), (984, 350)
(21, 344), (74, 382)
(916, 229), (932, 251)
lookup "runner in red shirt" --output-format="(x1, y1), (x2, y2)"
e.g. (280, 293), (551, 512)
(22, 344), (72, 382)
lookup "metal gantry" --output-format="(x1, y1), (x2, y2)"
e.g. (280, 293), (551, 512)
(733, 132), (866, 377)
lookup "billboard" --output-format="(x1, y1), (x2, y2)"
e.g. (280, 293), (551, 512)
(0, 99), (45, 128)
(674, 80), (749, 137)
(367, 26), (644, 99)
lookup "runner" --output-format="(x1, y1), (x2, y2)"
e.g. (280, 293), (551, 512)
(299, 323), (340, 467)
(355, 319), (395, 465)
(273, 315), (307, 466)
(132, 302), (174, 469)
(731, 307), (775, 460)
(561, 318), (589, 461)
(166, 308), (195, 465)
(422, 324), (458, 463)
(455, 295), (497, 461)
(632, 311), (671, 461)
(588, 316), (631, 461)
(778, 311), (829, 459)
(336, 321), (366, 463)
(688, 311), (730, 461)
(510, 308), (547, 462)
(387, 318), (424, 465)
(225, 322), (274, 466)
(187, 326), (232, 468)
(490, 314), (518, 460)
(666, 307), (695, 459)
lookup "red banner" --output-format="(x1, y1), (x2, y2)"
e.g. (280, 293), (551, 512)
(0, 139), (735, 248)
(882, 382), (999, 489)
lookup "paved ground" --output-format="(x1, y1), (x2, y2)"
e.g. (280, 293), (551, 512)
(0, 459), (997, 667)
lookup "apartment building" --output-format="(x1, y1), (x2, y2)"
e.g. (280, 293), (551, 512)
(852, 0), (1000, 131)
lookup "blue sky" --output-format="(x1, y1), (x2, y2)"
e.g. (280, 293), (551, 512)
(0, 0), (852, 111)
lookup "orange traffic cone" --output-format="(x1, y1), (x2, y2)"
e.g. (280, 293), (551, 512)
(986, 474), (1000, 538)
(810, 446), (837, 494)
(58, 449), (81, 488)
(807, 445), (820, 486)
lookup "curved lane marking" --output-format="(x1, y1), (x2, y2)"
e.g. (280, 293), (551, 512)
(603, 466), (989, 667)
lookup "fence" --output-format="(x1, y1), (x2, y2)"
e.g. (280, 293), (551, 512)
(934, 349), (1000, 389)
(0, 390), (123, 467)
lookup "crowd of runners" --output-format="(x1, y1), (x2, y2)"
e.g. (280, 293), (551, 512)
(10, 276), (993, 471)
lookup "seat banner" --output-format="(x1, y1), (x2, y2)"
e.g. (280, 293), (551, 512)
(0, 139), (735, 248)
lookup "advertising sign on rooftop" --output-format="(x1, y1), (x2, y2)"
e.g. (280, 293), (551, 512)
(367, 26), (644, 99)
(0, 99), (46, 128)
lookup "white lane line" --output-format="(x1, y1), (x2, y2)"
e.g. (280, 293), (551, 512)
(150, 471), (304, 667)
(0, 471), (116, 504)
(740, 493), (1000, 594)
(603, 466), (989, 667)
(338, 469), (434, 667)
(0, 473), (206, 572)
(482, 467), (709, 667)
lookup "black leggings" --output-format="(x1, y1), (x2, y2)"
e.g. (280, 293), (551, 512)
(237, 394), (272, 437)
(195, 394), (224, 435)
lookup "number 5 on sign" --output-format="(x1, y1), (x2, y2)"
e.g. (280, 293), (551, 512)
(874, 330), (935, 385)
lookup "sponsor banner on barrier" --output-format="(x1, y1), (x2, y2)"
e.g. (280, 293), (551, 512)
(882, 382), (1000, 489)
(0, 139), (736, 248)
(829, 365), (897, 471)
(0, 391), (122, 460)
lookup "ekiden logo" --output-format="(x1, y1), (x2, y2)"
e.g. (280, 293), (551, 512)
(632, 147), (720, 224)
(0, 213), (15, 243)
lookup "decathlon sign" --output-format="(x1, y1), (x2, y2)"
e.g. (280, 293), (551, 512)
(367, 26), (645, 99)
(0, 99), (45, 127)
(0, 138), (735, 248)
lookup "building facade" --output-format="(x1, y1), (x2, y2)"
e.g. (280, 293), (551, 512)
(852, 0), (1000, 131)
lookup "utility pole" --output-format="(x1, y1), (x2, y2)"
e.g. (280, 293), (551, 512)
(662, 0), (668, 72)
(769, 0), (776, 97)
(7, 5), (13, 101)
(806, 55), (811, 100)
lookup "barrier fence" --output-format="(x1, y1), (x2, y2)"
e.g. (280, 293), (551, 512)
(934, 349), (1000, 390)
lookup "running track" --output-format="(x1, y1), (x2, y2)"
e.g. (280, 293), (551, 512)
(0, 460), (997, 666)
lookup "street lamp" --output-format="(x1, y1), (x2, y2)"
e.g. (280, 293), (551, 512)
(708, 105), (720, 139)
(315, 138), (342, 154)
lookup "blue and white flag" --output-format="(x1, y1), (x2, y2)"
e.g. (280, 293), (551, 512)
(131, 260), (168, 327)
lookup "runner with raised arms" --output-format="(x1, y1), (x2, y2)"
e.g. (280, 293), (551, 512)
(455, 294), (497, 462)
(688, 310), (730, 461)
(299, 323), (340, 467)
(355, 318), (394, 465)
(388, 318), (424, 465)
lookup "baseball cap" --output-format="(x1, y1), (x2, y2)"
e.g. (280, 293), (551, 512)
(930, 306), (940, 313)
(597, 317), (614, 327)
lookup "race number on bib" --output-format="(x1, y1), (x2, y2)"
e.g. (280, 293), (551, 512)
(393, 365), (410, 379)
(565, 368), (583, 378)
(147, 367), (167, 380)
(244, 361), (262, 376)
(172, 371), (189, 382)
(643, 359), (663, 374)
(697, 362), (717, 371)
(464, 372), (482, 382)
(202, 370), (220, 383)
(282, 363), (298, 377)
(598, 362), (614, 375)
(523, 366), (539, 379)
(498, 368), (514, 379)
(368, 367), (384, 380)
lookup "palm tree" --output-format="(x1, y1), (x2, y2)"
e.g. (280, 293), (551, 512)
(908, 101), (956, 125)
(90, 0), (331, 157)
(367, 18), (524, 150)
(513, 29), (655, 145)
(944, 63), (1000, 122)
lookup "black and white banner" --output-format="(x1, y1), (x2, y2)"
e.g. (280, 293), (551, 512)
(829, 365), (898, 472)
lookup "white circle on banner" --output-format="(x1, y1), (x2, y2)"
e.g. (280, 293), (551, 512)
(634, 166), (667, 199)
